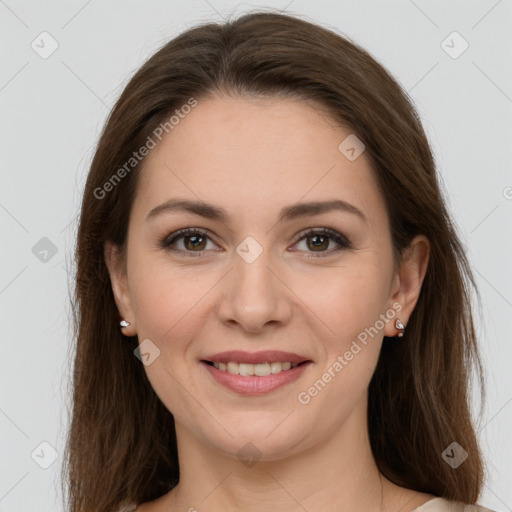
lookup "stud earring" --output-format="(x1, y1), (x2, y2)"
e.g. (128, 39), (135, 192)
(119, 320), (131, 328)
(395, 318), (405, 337)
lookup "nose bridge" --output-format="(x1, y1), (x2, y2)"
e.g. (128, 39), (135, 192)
(217, 236), (291, 331)
(235, 241), (275, 297)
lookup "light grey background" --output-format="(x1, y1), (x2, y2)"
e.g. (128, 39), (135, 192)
(1, 1), (511, 511)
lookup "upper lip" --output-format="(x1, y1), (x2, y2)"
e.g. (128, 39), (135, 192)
(202, 350), (311, 365)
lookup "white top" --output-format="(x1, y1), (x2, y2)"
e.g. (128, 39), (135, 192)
(413, 497), (496, 511)
(118, 504), (137, 512)
(118, 497), (497, 511)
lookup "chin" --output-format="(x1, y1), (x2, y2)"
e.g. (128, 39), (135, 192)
(197, 416), (313, 463)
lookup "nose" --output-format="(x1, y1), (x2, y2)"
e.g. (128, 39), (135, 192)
(216, 247), (294, 333)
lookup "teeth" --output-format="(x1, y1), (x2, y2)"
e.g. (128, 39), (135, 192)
(270, 361), (282, 374)
(211, 361), (300, 376)
(226, 361), (238, 375)
(239, 363), (255, 376)
(254, 363), (271, 376)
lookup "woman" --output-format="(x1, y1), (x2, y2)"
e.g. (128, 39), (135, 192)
(62, 10), (496, 512)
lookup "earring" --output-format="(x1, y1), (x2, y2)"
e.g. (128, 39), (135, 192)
(395, 318), (405, 337)
(119, 320), (131, 328)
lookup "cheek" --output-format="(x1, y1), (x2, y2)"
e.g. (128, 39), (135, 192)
(127, 258), (214, 417)
(291, 259), (392, 347)
(294, 267), (388, 422)
(291, 263), (390, 411)
(129, 255), (218, 344)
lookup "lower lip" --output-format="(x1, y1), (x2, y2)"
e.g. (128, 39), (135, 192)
(201, 361), (312, 395)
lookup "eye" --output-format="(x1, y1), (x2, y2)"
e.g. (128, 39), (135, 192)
(160, 227), (352, 258)
(160, 228), (219, 256)
(291, 228), (352, 258)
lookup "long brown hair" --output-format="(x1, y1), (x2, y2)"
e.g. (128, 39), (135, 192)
(62, 10), (486, 511)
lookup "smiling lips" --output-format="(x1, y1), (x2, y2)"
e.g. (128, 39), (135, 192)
(202, 349), (310, 375)
(201, 350), (312, 394)
(211, 360), (299, 376)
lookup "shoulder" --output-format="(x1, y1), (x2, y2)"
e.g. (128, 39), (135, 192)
(118, 497), (498, 512)
(413, 497), (498, 512)
(117, 503), (138, 512)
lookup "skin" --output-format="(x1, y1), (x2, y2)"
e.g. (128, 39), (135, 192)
(105, 94), (432, 512)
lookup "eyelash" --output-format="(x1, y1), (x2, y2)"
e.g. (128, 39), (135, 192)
(159, 227), (352, 258)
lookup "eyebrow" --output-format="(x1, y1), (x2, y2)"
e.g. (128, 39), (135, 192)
(146, 198), (367, 224)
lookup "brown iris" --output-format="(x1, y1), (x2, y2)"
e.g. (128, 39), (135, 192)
(184, 234), (207, 251)
(307, 234), (329, 251)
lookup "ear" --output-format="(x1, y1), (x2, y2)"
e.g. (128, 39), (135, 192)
(384, 234), (430, 337)
(104, 241), (137, 336)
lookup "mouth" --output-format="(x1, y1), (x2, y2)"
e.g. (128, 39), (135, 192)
(200, 350), (313, 395)
(201, 360), (308, 376)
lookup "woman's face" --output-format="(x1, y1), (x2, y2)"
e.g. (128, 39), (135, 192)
(107, 94), (424, 460)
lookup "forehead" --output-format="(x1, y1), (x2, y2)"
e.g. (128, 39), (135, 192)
(132, 94), (384, 227)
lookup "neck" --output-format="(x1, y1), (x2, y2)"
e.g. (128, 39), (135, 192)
(166, 396), (396, 512)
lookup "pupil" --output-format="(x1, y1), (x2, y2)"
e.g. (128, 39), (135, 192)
(187, 235), (205, 250)
(310, 235), (327, 251)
